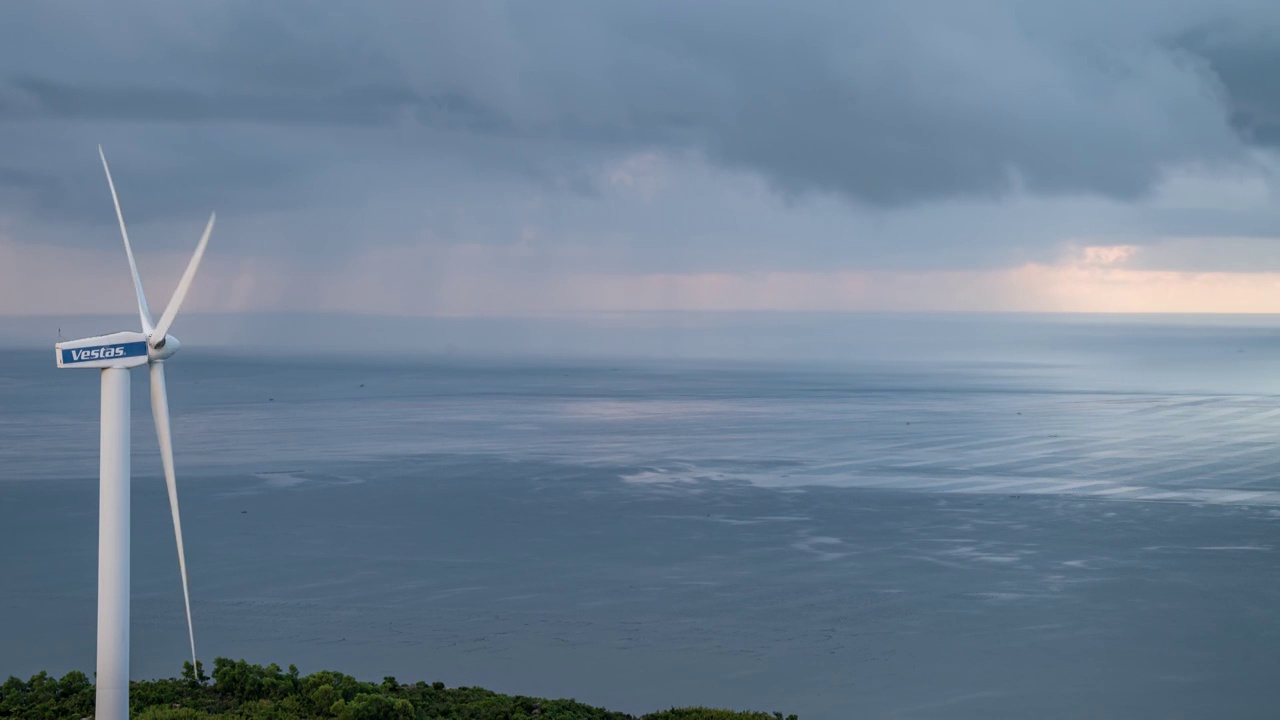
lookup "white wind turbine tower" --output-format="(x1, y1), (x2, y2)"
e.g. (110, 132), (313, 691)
(55, 147), (214, 720)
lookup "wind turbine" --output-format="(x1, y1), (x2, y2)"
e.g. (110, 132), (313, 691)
(55, 146), (214, 720)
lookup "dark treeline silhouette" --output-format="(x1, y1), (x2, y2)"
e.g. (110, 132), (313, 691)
(0, 658), (797, 719)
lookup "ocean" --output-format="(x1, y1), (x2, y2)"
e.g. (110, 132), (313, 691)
(3, 314), (1280, 718)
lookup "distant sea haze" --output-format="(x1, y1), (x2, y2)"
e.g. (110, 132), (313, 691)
(10, 310), (1280, 373)
(3, 314), (1280, 719)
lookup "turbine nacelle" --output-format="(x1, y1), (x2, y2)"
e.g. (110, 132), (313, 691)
(56, 331), (150, 369)
(55, 331), (182, 368)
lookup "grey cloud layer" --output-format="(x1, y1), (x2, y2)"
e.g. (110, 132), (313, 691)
(3, 0), (1280, 267)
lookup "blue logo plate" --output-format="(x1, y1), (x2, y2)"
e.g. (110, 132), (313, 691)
(61, 341), (148, 364)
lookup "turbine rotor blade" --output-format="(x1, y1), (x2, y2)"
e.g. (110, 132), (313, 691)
(99, 145), (155, 335)
(152, 212), (215, 345)
(150, 361), (197, 668)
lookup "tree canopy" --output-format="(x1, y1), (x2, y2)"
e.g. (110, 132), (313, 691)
(0, 659), (797, 720)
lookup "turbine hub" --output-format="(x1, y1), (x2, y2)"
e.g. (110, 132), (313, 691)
(150, 334), (180, 361)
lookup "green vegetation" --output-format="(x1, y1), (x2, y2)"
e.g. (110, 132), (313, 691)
(0, 659), (796, 719)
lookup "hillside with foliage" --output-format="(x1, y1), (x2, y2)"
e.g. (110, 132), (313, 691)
(0, 658), (797, 719)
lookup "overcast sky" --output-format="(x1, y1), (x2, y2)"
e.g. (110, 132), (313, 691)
(6, 0), (1280, 317)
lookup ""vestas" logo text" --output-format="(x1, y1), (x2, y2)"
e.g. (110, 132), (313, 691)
(70, 346), (126, 361)
(59, 340), (147, 366)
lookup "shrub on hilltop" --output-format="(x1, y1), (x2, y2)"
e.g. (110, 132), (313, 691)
(0, 659), (796, 719)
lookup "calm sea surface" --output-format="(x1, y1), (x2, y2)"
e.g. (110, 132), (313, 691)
(3, 315), (1280, 719)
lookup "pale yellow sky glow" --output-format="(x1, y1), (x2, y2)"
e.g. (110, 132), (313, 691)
(6, 238), (1280, 317)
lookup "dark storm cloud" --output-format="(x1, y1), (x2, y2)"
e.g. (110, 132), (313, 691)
(0, 122), (321, 226)
(1179, 25), (1280, 146)
(3, 76), (527, 139)
(2, 0), (1280, 244)
(5, 77), (414, 127)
